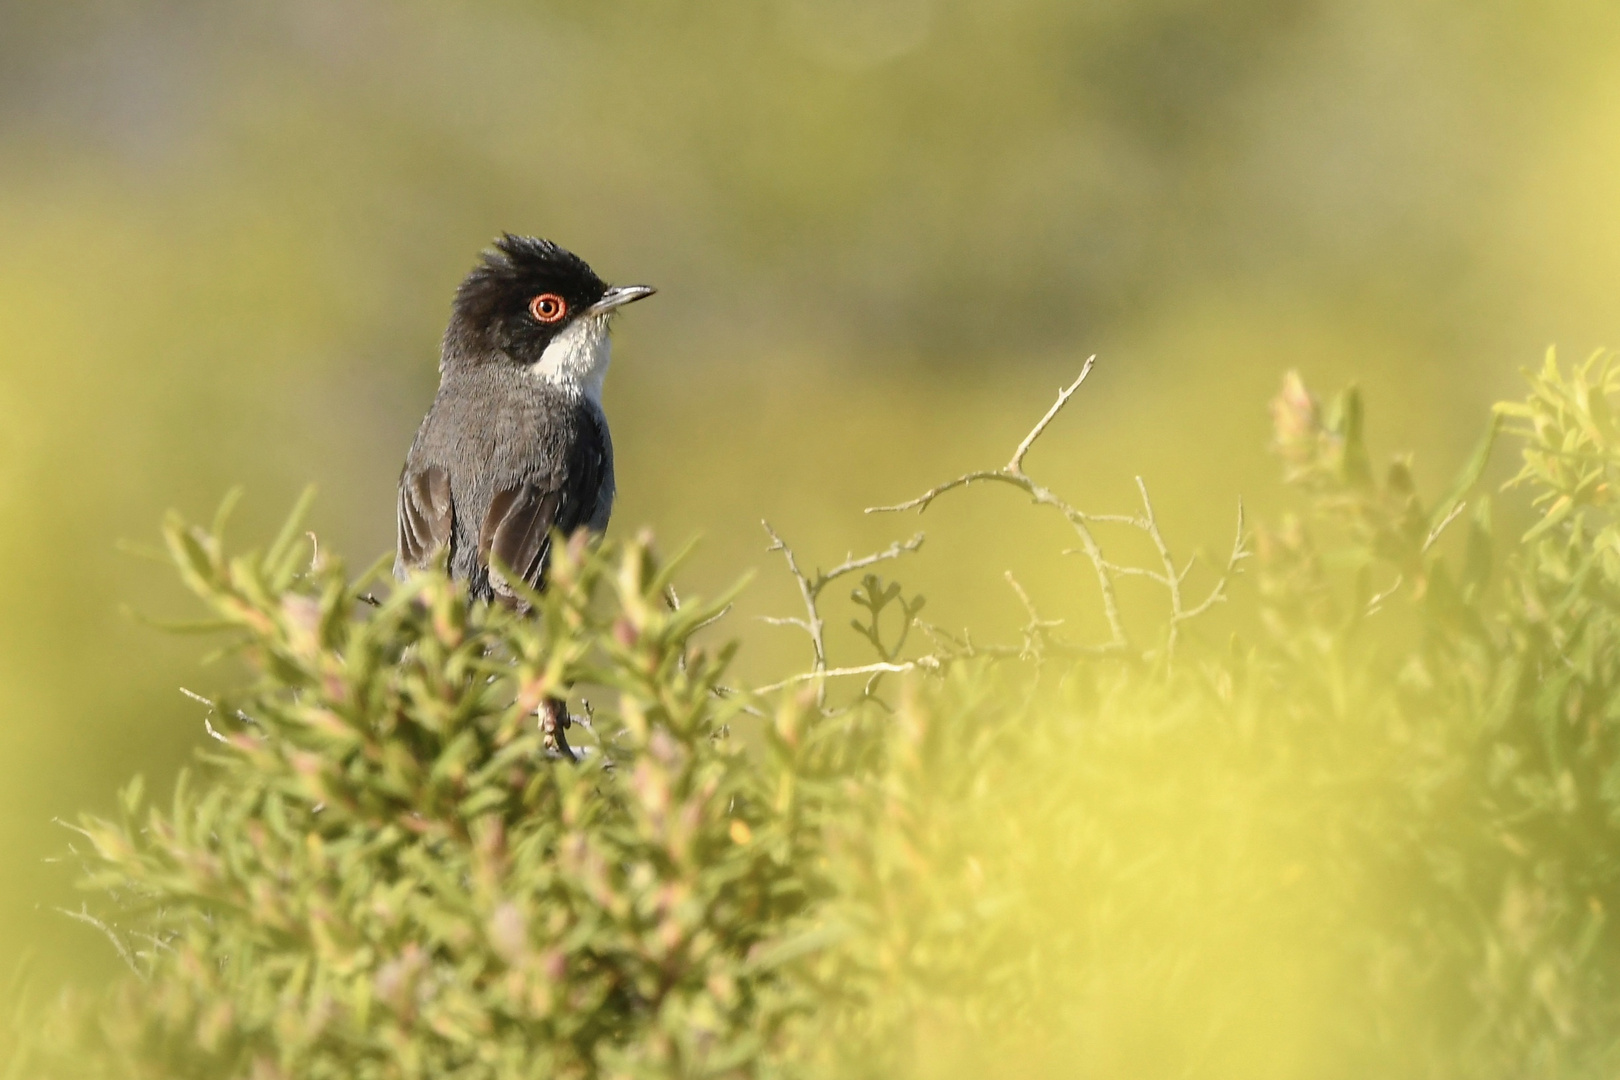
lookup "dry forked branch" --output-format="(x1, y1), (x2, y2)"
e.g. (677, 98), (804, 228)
(869, 357), (1249, 665)
(912, 572), (1125, 668)
(757, 524), (925, 706)
(754, 361), (1248, 700)
(752, 660), (937, 697)
(56, 904), (145, 980)
(1004, 571), (1064, 662)
(866, 358), (1128, 653)
(1113, 480), (1250, 663)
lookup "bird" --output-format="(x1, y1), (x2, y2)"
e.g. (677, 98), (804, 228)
(395, 234), (655, 604)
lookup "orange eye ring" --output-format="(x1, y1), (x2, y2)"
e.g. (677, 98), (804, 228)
(529, 293), (567, 323)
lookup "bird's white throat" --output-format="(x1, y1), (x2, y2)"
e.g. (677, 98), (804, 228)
(529, 314), (611, 403)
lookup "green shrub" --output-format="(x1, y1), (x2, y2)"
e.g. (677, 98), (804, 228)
(13, 353), (1620, 1079)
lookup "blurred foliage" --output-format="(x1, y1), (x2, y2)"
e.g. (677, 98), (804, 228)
(12, 359), (1620, 1076)
(10, 0), (1620, 1047)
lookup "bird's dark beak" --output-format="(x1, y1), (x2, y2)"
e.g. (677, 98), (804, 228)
(588, 284), (656, 315)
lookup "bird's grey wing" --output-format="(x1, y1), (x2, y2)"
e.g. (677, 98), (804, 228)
(478, 412), (609, 600)
(396, 464), (454, 573)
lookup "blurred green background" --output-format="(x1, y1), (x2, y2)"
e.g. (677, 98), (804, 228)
(4, 0), (1620, 995)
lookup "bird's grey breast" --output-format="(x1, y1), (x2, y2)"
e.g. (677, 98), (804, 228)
(400, 369), (613, 595)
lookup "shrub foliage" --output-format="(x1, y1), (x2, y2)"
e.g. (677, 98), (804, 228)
(13, 353), (1620, 1079)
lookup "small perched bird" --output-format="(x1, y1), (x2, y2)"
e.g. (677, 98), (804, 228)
(395, 234), (655, 602)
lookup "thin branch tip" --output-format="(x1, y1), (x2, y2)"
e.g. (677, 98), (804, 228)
(1008, 357), (1098, 473)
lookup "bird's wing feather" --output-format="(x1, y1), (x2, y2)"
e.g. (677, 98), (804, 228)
(480, 485), (561, 594)
(397, 464), (454, 570)
(479, 409), (608, 600)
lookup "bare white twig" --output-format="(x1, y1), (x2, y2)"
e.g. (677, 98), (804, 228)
(753, 660), (939, 695)
(868, 358), (1098, 517)
(1134, 477), (1193, 665)
(688, 604), (734, 636)
(1365, 574), (1404, 616)
(1177, 501), (1250, 627)
(757, 615), (809, 631)
(821, 535), (928, 583)
(1005, 571), (1064, 661)
(59, 904), (146, 981)
(180, 686), (258, 731)
(1003, 572), (1044, 625)
(1010, 357), (1097, 472)
(1423, 500), (1468, 554)
(1092, 560), (1171, 586)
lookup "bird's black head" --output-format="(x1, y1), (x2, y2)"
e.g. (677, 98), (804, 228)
(443, 234), (654, 370)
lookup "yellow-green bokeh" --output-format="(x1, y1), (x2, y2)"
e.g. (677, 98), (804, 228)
(3, 0), (1620, 1063)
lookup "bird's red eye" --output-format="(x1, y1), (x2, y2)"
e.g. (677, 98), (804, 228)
(529, 293), (567, 323)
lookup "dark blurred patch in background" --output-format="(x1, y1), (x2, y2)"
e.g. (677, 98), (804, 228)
(3, 0), (1618, 987)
